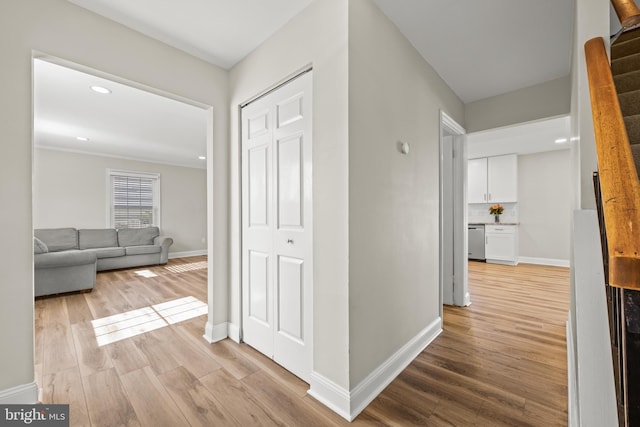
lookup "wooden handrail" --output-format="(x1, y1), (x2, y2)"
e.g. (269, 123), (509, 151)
(611, 0), (640, 28)
(585, 37), (640, 290)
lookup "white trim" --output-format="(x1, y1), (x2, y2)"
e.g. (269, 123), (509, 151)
(308, 372), (351, 421)
(309, 318), (442, 421)
(439, 110), (469, 312)
(567, 319), (580, 427)
(349, 317), (442, 420)
(35, 145), (206, 170)
(227, 322), (241, 343)
(203, 321), (228, 343)
(168, 250), (207, 259)
(0, 382), (39, 404)
(519, 256), (570, 268)
(441, 110), (466, 135)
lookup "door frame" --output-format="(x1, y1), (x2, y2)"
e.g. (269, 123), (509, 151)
(439, 110), (469, 319)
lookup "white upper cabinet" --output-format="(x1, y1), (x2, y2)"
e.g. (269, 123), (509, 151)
(467, 158), (488, 203)
(467, 154), (517, 203)
(487, 154), (517, 203)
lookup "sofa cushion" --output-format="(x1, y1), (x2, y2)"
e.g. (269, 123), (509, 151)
(79, 229), (118, 249)
(83, 247), (126, 259)
(35, 228), (78, 252)
(34, 237), (48, 254)
(118, 227), (159, 247)
(34, 250), (96, 269)
(125, 245), (162, 256)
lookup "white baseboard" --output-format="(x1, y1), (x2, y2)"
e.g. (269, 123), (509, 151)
(519, 256), (570, 268)
(227, 323), (241, 343)
(168, 250), (207, 259)
(308, 372), (351, 421)
(203, 320), (228, 343)
(0, 381), (39, 404)
(308, 318), (442, 421)
(349, 317), (442, 420)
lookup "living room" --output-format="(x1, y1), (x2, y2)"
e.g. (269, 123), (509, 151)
(33, 58), (209, 260)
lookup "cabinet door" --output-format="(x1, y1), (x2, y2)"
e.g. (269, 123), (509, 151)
(485, 225), (518, 265)
(467, 157), (488, 203)
(485, 232), (514, 261)
(487, 154), (517, 203)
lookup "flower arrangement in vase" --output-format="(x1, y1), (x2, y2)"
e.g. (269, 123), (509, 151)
(489, 204), (504, 223)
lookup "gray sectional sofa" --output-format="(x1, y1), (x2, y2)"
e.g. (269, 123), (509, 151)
(34, 226), (173, 297)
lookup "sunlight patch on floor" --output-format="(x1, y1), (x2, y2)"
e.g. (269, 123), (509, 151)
(91, 296), (207, 346)
(135, 269), (158, 278)
(164, 261), (207, 274)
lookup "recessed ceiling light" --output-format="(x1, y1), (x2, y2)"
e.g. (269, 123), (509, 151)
(198, 156), (206, 160)
(90, 85), (111, 94)
(76, 136), (90, 142)
(555, 138), (568, 144)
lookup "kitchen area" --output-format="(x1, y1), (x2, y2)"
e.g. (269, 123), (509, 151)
(465, 116), (572, 269)
(467, 153), (519, 265)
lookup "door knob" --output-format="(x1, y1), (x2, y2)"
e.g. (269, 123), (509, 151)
(287, 239), (294, 244)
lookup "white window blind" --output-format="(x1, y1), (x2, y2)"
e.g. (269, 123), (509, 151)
(107, 170), (160, 229)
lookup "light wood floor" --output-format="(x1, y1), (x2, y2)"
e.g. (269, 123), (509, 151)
(36, 257), (569, 426)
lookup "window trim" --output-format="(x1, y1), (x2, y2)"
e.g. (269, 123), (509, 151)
(106, 169), (161, 229)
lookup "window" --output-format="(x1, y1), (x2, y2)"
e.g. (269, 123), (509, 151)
(107, 169), (160, 229)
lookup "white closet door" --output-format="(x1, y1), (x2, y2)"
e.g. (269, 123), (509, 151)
(241, 71), (313, 382)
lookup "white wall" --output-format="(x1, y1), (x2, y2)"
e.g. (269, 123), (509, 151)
(571, 0), (610, 210)
(0, 0), (228, 399)
(229, 0), (350, 389)
(465, 76), (572, 133)
(348, 0), (464, 386)
(518, 150), (571, 263)
(569, 0), (615, 424)
(34, 148), (207, 254)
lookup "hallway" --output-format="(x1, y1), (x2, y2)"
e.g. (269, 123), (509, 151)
(360, 262), (569, 425)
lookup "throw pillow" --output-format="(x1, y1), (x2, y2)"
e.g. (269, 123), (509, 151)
(34, 236), (49, 254)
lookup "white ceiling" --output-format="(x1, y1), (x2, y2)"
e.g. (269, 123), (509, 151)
(67, 0), (314, 69)
(34, 59), (208, 169)
(467, 116), (571, 159)
(373, 0), (575, 103)
(68, 0), (575, 103)
(39, 0), (576, 167)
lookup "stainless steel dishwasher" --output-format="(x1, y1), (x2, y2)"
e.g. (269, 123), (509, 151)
(468, 224), (485, 261)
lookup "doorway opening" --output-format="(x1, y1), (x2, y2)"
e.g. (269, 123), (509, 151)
(31, 53), (214, 389)
(439, 111), (469, 319)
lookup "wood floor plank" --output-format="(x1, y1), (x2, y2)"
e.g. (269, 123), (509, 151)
(42, 297), (78, 375)
(230, 340), (309, 397)
(84, 283), (135, 319)
(82, 368), (140, 427)
(71, 320), (113, 377)
(65, 293), (94, 325)
(179, 321), (259, 380)
(159, 366), (242, 427)
(105, 338), (151, 376)
(119, 366), (189, 427)
(361, 392), (433, 426)
(131, 328), (182, 376)
(242, 370), (330, 427)
(34, 298), (45, 366)
(41, 367), (91, 427)
(199, 368), (286, 427)
(158, 324), (223, 379)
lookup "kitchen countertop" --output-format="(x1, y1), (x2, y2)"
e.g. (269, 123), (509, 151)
(469, 222), (519, 225)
